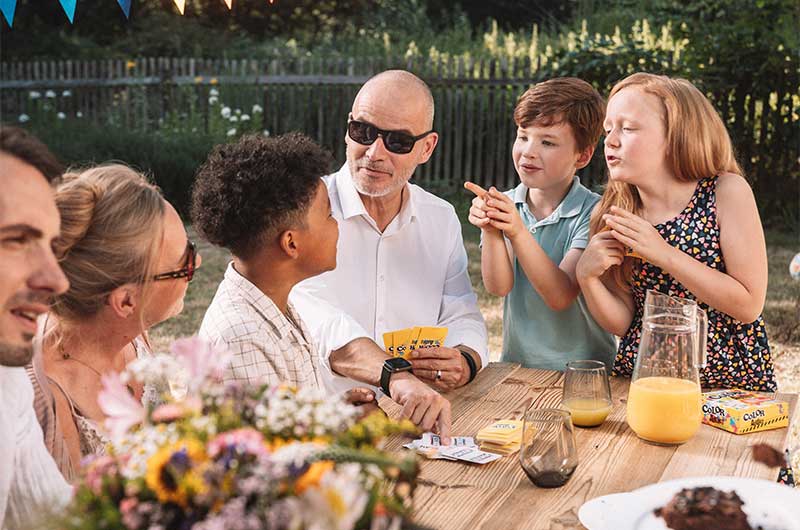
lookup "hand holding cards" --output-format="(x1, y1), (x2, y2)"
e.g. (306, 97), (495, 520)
(383, 326), (448, 358)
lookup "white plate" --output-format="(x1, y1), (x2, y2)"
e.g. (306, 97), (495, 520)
(578, 476), (800, 530)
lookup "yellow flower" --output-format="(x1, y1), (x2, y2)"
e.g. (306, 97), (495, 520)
(295, 461), (334, 494)
(145, 439), (208, 508)
(324, 487), (347, 518)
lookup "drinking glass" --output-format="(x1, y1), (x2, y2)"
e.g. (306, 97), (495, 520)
(167, 365), (189, 401)
(520, 407), (578, 488)
(562, 360), (613, 428)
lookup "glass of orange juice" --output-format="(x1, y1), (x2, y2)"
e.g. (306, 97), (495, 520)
(561, 360), (613, 428)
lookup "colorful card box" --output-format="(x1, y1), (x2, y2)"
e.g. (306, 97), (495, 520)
(701, 389), (789, 435)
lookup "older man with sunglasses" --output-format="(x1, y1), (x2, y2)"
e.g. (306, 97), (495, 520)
(0, 126), (73, 529)
(292, 70), (488, 440)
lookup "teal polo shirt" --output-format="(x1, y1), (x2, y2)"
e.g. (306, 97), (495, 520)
(498, 177), (616, 371)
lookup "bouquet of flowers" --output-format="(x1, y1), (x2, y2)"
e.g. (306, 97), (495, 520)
(57, 337), (420, 530)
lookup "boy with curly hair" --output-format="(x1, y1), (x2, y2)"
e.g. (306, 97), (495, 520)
(193, 133), (357, 395)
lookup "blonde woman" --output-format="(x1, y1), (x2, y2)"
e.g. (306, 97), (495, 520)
(34, 164), (200, 477)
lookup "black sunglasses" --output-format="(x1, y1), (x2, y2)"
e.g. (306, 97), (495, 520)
(153, 240), (197, 282)
(347, 118), (434, 155)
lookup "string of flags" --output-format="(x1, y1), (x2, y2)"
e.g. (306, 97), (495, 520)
(1, 0), (274, 27)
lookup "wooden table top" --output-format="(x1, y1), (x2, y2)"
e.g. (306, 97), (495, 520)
(381, 363), (798, 530)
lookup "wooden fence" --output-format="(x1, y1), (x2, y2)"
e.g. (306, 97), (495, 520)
(1, 56), (798, 213)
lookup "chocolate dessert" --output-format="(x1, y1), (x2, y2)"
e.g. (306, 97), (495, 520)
(752, 443), (786, 468)
(654, 487), (752, 530)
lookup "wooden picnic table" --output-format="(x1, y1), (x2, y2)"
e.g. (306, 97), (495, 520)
(381, 362), (798, 530)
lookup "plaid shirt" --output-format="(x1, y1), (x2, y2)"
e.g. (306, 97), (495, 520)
(199, 263), (323, 390)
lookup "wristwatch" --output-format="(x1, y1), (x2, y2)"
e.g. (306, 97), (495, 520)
(380, 357), (413, 398)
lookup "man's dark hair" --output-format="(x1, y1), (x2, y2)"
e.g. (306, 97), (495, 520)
(0, 125), (63, 182)
(191, 132), (332, 259)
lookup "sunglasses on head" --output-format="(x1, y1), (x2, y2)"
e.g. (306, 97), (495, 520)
(153, 240), (197, 283)
(347, 117), (434, 155)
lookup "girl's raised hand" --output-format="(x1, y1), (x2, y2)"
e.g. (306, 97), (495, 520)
(576, 230), (626, 281)
(484, 187), (526, 239)
(603, 206), (673, 267)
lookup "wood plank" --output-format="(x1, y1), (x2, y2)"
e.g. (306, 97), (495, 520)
(394, 365), (799, 530)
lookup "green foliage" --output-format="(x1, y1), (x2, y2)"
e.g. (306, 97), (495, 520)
(25, 120), (217, 215)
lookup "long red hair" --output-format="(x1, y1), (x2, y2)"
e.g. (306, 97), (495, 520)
(592, 73), (743, 289)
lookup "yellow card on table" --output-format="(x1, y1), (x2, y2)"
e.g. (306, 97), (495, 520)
(415, 326), (448, 350)
(476, 420), (524, 445)
(382, 331), (394, 355)
(392, 328), (414, 359)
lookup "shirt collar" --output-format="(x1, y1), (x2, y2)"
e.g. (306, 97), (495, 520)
(513, 176), (585, 225)
(223, 262), (302, 341)
(335, 163), (417, 228)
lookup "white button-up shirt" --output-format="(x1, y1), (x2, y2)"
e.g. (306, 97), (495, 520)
(0, 366), (72, 530)
(291, 164), (488, 394)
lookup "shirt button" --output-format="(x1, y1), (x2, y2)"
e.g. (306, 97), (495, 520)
(379, 275), (385, 282)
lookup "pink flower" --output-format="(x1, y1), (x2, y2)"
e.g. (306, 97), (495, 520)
(120, 497), (142, 529)
(98, 371), (145, 442)
(171, 336), (231, 392)
(207, 428), (268, 459)
(83, 455), (117, 495)
(151, 397), (201, 423)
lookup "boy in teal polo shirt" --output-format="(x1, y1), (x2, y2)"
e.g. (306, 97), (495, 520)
(465, 77), (615, 370)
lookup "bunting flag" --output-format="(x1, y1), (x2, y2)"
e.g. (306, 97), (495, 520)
(172, 0), (185, 14)
(58, 0), (76, 22)
(117, 0), (131, 18)
(223, 0), (232, 9)
(0, 0), (15, 26)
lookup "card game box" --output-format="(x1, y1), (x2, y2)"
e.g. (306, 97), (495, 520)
(701, 389), (789, 435)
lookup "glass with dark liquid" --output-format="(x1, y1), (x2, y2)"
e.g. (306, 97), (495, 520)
(519, 408), (578, 488)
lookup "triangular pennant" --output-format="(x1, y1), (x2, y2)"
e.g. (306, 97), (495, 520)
(0, 0), (16, 26)
(223, 0), (232, 8)
(58, 0), (77, 23)
(172, 0), (185, 14)
(117, 0), (131, 18)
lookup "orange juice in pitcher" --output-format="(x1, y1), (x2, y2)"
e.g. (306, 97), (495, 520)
(627, 376), (702, 444)
(626, 290), (708, 445)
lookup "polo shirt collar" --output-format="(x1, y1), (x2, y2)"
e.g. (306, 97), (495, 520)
(513, 176), (585, 226)
(335, 163), (417, 228)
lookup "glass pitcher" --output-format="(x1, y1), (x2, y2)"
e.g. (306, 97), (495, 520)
(626, 290), (708, 445)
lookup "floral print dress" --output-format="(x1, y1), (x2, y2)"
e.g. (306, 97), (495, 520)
(614, 177), (789, 485)
(615, 176), (777, 392)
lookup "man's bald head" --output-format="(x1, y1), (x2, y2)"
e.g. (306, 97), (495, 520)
(353, 70), (435, 130)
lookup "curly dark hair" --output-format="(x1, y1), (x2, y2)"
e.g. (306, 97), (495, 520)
(191, 132), (332, 258)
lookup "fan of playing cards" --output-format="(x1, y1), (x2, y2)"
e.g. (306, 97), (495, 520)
(383, 326), (448, 358)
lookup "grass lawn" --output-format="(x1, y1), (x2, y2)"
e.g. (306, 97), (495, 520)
(151, 222), (800, 393)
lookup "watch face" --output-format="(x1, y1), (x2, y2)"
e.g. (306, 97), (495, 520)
(384, 357), (412, 372)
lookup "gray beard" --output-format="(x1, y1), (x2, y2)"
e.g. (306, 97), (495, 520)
(0, 340), (34, 367)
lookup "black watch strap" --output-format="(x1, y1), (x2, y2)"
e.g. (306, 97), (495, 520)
(380, 363), (393, 398)
(459, 349), (478, 383)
